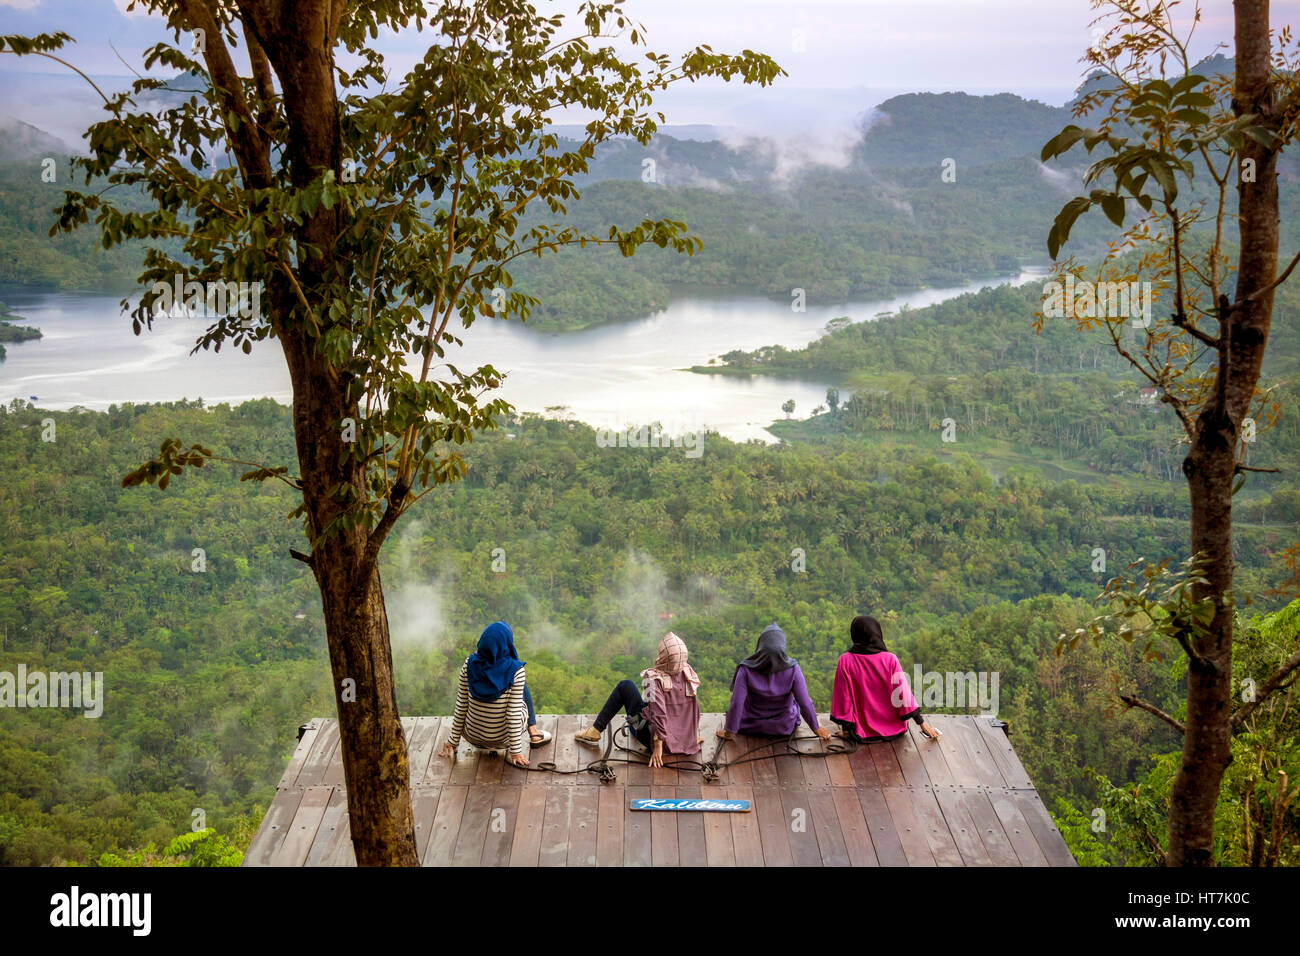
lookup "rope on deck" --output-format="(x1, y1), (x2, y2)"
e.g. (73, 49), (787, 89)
(516, 720), (865, 782)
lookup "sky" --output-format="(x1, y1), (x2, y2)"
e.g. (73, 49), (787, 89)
(0, 0), (1295, 139)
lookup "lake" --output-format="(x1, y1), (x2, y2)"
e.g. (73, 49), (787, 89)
(0, 271), (1043, 442)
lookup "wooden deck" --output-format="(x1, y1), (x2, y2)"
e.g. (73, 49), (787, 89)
(244, 713), (1076, 867)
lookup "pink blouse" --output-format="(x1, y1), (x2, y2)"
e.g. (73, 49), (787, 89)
(642, 674), (701, 755)
(830, 651), (919, 739)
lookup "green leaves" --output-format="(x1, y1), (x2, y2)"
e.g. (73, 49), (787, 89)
(1039, 70), (1234, 258)
(1057, 555), (1219, 660)
(122, 439), (214, 492)
(1047, 197), (1092, 261)
(0, 31), (72, 56)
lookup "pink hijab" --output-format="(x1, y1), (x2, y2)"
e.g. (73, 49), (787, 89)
(640, 632), (700, 697)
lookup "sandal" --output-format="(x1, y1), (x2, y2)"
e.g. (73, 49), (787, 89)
(529, 728), (552, 747)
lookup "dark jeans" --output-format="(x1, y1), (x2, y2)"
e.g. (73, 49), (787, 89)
(523, 685), (536, 727)
(831, 709), (922, 744)
(595, 679), (653, 748)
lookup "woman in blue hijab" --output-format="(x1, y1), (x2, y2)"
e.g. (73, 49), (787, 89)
(440, 622), (551, 766)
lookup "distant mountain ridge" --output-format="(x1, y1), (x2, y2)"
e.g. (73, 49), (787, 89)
(0, 115), (76, 164)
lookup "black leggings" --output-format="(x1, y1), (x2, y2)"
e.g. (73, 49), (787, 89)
(832, 708), (924, 744)
(594, 679), (653, 748)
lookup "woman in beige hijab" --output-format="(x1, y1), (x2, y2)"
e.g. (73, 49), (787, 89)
(576, 632), (703, 767)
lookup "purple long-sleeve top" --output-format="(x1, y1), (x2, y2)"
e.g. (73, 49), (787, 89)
(724, 663), (820, 736)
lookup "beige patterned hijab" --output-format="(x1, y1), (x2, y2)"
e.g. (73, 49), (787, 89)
(641, 632), (700, 697)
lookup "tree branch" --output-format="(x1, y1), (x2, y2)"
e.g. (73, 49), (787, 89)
(1231, 649), (1300, 730)
(1118, 693), (1185, 733)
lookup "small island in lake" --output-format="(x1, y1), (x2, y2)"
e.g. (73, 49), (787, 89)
(0, 300), (42, 360)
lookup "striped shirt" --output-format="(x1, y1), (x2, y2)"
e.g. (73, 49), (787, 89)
(448, 662), (527, 757)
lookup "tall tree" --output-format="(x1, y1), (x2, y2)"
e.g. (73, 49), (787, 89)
(1042, 0), (1300, 864)
(1, 1), (780, 864)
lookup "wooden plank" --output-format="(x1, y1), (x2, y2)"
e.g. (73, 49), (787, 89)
(271, 785), (332, 866)
(774, 734), (807, 792)
(797, 734), (832, 788)
(869, 740), (908, 789)
(906, 720), (954, 787)
(754, 787), (793, 867)
(883, 787), (936, 866)
(622, 727), (652, 786)
(890, 725), (932, 788)
(527, 714), (559, 787)
(1012, 790), (1077, 866)
(858, 787), (908, 867)
(596, 785), (625, 867)
(508, 785), (547, 867)
(448, 738), (482, 786)
(479, 785), (520, 867)
(696, 712), (725, 780)
(745, 734), (781, 789)
(974, 717), (1034, 789)
(476, 744), (505, 785)
(312, 784), (358, 868)
(947, 716), (1006, 789)
(304, 785), (354, 867)
(550, 715), (581, 785)
(988, 788), (1049, 866)
(807, 787), (851, 867)
(832, 786), (879, 866)
(624, 785), (653, 867)
(702, 781), (737, 867)
(423, 718), (456, 786)
(961, 788), (1022, 866)
(781, 786), (821, 867)
(933, 786), (992, 867)
(293, 719), (339, 788)
(572, 714), (606, 786)
(244, 789), (305, 866)
(821, 715), (857, 788)
(410, 785), (442, 865)
(726, 785), (764, 867)
(539, 786), (574, 867)
(276, 720), (322, 789)
(675, 784), (709, 867)
(566, 786), (600, 866)
(910, 787), (965, 866)
(423, 784), (469, 867)
(649, 785), (680, 866)
(452, 780), (495, 866)
(847, 738), (883, 789)
(716, 729), (751, 785)
(927, 715), (983, 788)
(406, 717), (439, 786)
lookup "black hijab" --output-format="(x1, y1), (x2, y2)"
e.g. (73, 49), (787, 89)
(849, 615), (888, 655)
(733, 623), (797, 688)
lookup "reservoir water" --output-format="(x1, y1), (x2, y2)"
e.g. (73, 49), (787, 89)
(0, 270), (1042, 442)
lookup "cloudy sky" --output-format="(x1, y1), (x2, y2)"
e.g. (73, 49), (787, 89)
(0, 0), (1295, 138)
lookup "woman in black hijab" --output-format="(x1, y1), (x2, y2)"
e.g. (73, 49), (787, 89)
(832, 615), (940, 742)
(717, 623), (830, 740)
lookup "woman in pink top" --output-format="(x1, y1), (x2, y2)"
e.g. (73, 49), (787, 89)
(575, 632), (702, 767)
(831, 615), (940, 743)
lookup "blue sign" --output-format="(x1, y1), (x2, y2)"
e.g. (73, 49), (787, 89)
(629, 797), (752, 813)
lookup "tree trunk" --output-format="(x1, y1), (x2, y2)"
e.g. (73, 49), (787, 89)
(228, 0), (420, 866)
(317, 538), (418, 866)
(1165, 0), (1280, 866)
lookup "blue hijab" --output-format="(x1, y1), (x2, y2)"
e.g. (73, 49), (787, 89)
(466, 621), (525, 701)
